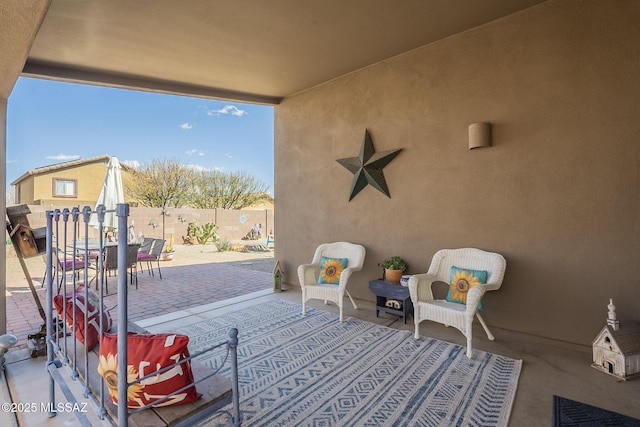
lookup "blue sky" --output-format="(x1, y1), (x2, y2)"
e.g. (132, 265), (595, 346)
(7, 77), (274, 192)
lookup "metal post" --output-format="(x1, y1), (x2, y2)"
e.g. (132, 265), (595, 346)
(45, 210), (56, 418)
(116, 203), (129, 427)
(228, 328), (241, 426)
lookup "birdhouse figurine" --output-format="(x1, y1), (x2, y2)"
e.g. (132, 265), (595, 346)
(591, 298), (640, 380)
(273, 260), (283, 293)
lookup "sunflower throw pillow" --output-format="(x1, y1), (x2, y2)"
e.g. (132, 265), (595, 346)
(98, 332), (201, 408)
(446, 266), (488, 309)
(318, 257), (348, 284)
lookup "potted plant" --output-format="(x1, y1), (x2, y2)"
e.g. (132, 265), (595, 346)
(162, 233), (175, 261)
(381, 256), (408, 283)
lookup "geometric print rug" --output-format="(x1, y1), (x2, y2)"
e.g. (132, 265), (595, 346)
(168, 300), (522, 427)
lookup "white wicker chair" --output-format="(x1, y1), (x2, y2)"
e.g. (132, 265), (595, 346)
(298, 242), (366, 322)
(408, 248), (506, 358)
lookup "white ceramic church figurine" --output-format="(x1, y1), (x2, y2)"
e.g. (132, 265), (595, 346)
(591, 299), (640, 380)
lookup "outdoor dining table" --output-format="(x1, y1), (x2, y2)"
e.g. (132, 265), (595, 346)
(67, 240), (141, 289)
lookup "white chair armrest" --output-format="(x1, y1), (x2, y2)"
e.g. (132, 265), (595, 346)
(465, 285), (487, 314)
(337, 267), (359, 291)
(408, 273), (438, 303)
(482, 280), (501, 292)
(298, 263), (319, 287)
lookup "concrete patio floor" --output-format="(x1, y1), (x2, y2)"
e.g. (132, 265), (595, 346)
(2, 245), (640, 426)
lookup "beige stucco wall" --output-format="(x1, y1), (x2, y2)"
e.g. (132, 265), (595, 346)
(13, 159), (136, 206)
(1, 98), (6, 333)
(0, 0), (51, 334)
(29, 160), (120, 205)
(274, 0), (640, 345)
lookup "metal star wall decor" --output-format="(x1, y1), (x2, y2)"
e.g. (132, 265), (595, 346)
(336, 129), (402, 201)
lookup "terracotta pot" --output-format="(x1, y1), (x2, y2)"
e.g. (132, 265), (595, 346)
(385, 269), (403, 283)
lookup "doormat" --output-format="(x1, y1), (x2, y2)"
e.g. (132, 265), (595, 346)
(553, 395), (640, 426)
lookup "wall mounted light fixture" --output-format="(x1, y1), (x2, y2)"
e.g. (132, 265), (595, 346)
(149, 219), (159, 228)
(469, 122), (492, 149)
(178, 214), (187, 222)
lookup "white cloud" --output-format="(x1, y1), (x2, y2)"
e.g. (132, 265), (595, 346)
(121, 160), (142, 169)
(179, 122), (193, 130)
(205, 105), (247, 117)
(46, 153), (81, 161)
(224, 153), (233, 158)
(186, 164), (209, 172)
(186, 149), (205, 156)
(186, 164), (224, 173)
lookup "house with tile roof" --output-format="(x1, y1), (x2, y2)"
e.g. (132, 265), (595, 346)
(10, 155), (133, 206)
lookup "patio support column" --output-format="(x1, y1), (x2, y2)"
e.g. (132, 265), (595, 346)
(1, 98), (6, 334)
(0, 0), (53, 335)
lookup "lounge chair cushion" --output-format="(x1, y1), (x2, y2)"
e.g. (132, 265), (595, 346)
(318, 256), (349, 284)
(446, 266), (488, 309)
(53, 284), (112, 351)
(98, 332), (201, 408)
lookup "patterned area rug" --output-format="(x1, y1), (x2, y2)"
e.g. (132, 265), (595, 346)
(553, 395), (640, 426)
(170, 300), (522, 427)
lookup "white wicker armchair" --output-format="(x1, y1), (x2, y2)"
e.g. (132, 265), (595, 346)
(298, 242), (366, 322)
(408, 248), (506, 358)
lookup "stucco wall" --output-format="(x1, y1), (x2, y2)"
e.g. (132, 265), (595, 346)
(274, 0), (640, 345)
(0, 0), (51, 334)
(1, 98), (7, 333)
(31, 161), (108, 205)
(15, 159), (135, 206)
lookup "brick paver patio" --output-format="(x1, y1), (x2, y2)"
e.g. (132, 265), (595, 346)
(4, 244), (274, 351)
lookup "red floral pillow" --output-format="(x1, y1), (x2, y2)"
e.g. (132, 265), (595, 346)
(98, 332), (201, 408)
(53, 285), (112, 350)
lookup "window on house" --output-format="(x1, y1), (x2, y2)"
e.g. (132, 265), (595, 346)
(53, 178), (77, 197)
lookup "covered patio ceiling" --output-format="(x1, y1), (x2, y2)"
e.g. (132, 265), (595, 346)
(19, 0), (545, 105)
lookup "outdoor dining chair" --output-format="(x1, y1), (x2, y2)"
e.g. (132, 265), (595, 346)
(137, 238), (165, 279)
(94, 243), (140, 293)
(137, 237), (154, 272)
(43, 248), (90, 292)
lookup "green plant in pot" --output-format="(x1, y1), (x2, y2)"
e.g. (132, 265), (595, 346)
(381, 256), (408, 283)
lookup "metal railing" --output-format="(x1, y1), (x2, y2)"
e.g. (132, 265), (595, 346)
(44, 204), (240, 427)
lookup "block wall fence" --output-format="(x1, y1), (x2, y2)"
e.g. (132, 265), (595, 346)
(12, 205), (274, 245)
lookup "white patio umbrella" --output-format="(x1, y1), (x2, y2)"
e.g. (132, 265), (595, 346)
(89, 157), (125, 232)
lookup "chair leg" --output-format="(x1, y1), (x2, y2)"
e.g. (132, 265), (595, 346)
(130, 266), (138, 289)
(414, 319), (420, 340)
(156, 260), (162, 279)
(345, 291), (358, 310)
(476, 312), (495, 341)
(466, 317), (474, 359)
